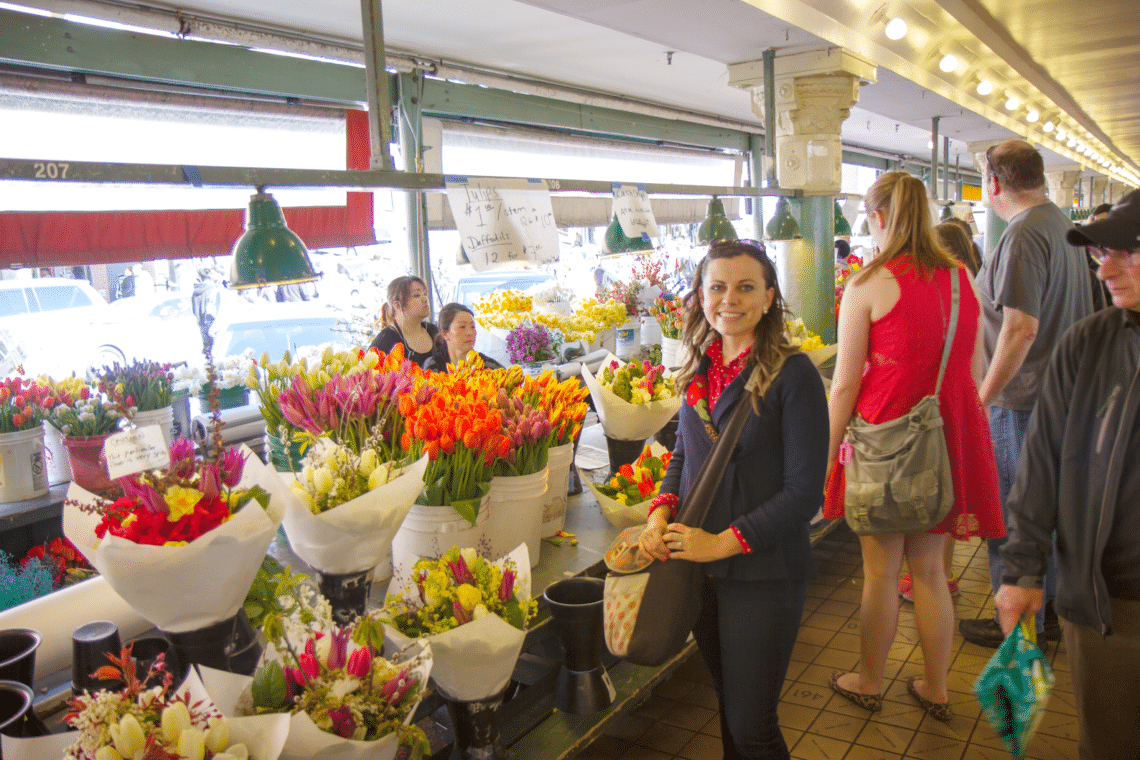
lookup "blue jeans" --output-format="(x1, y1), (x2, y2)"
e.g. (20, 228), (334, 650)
(693, 575), (805, 760)
(986, 407), (1056, 632)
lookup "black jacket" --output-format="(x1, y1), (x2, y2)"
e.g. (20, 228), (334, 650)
(1001, 307), (1140, 633)
(661, 351), (829, 581)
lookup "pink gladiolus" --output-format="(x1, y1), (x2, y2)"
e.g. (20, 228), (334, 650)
(345, 646), (372, 678)
(328, 705), (357, 738)
(499, 569), (516, 601)
(327, 626), (350, 671)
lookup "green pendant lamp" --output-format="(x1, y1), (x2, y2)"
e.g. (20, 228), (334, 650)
(834, 200), (852, 237)
(603, 214), (654, 254)
(229, 187), (319, 289)
(765, 196), (802, 240)
(697, 197), (738, 243)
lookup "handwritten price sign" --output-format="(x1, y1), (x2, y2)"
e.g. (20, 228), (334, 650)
(611, 183), (659, 241)
(445, 177), (559, 271)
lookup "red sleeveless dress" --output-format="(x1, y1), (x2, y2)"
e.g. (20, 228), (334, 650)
(823, 257), (1004, 539)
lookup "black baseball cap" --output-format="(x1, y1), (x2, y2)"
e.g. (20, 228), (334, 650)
(1068, 189), (1140, 251)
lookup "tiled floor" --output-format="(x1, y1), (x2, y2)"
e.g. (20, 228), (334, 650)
(580, 526), (1077, 760)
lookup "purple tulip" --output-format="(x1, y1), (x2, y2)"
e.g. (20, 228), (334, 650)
(499, 569), (516, 601)
(327, 626), (350, 671)
(446, 555), (475, 585)
(328, 705), (357, 738)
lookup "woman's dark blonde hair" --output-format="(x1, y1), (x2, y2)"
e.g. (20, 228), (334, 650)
(934, 221), (981, 276)
(379, 275), (427, 329)
(856, 172), (960, 285)
(676, 239), (798, 413)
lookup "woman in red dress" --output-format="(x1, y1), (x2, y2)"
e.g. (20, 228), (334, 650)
(825, 172), (1003, 723)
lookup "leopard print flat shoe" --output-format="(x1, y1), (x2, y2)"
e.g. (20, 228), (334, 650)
(906, 677), (954, 723)
(828, 672), (882, 712)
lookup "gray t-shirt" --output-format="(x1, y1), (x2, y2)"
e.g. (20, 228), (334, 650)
(976, 202), (1093, 410)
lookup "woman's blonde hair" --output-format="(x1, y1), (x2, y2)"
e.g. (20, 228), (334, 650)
(676, 239), (798, 414)
(379, 275), (426, 329)
(856, 172), (960, 285)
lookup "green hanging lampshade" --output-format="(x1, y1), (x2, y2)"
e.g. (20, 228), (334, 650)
(834, 200), (852, 237)
(765, 196), (801, 240)
(940, 204), (954, 221)
(697, 197), (738, 243)
(603, 214), (654, 254)
(859, 216), (870, 236)
(229, 188), (319, 289)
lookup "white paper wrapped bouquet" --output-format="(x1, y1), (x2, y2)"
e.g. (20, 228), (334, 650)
(581, 353), (682, 441)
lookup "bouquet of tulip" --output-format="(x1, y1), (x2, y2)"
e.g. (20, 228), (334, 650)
(97, 360), (174, 414)
(382, 544), (534, 701)
(512, 369), (589, 448)
(581, 353), (682, 442)
(402, 386), (510, 525)
(785, 318), (836, 367)
(62, 437), (287, 638)
(45, 643), (289, 760)
(44, 385), (124, 438)
(0, 375), (54, 433)
(585, 442), (673, 528)
(489, 386), (552, 477)
(200, 589), (431, 760)
(506, 319), (562, 366)
(650, 296), (685, 340)
(246, 344), (364, 445)
(274, 348), (433, 587)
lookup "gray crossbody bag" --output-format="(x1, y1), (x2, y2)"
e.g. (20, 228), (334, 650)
(843, 268), (959, 535)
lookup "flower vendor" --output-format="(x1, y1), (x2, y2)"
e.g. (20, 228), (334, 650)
(369, 276), (439, 368)
(424, 303), (503, 372)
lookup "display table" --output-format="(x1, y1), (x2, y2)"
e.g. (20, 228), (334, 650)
(0, 422), (838, 759)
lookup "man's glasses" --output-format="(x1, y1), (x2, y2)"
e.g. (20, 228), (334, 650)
(1088, 245), (1140, 267)
(708, 238), (769, 259)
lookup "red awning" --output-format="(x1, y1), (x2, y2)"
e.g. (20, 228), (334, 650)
(0, 109), (375, 268)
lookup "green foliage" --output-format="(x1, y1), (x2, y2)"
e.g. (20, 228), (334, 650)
(244, 555), (308, 630)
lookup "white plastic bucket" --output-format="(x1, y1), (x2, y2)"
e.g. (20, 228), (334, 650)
(0, 427), (48, 501)
(599, 328), (617, 355)
(615, 318), (641, 359)
(131, 405), (174, 450)
(640, 316), (662, 347)
(486, 468), (547, 567)
(42, 422), (72, 486)
(390, 496), (493, 573)
(661, 337), (681, 369)
(541, 443), (575, 537)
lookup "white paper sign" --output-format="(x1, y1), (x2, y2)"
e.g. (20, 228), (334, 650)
(445, 176), (559, 271)
(103, 425), (171, 480)
(612, 182), (659, 240)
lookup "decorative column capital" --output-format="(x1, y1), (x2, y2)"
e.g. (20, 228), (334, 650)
(1045, 166), (1084, 208)
(729, 48), (875, 192)
(1091, 177), (1109, 205)
(966, 139), (1013, 174)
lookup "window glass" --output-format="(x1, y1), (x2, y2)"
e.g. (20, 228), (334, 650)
(0, 289), (28, 318)
(33, 285), (90, 311)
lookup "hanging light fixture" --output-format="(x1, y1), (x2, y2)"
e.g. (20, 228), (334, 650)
(603, 214), (654, 254)
(940, 204), (954, 221)
(834, 200), (852, 237)
(765, 197), (801, 240)
(697, 197), (738, 243)
(229, 186), (319, 289)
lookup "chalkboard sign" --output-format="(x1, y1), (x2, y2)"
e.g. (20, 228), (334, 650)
(612, 183), (660, 240)
(445, 177), (559, 271)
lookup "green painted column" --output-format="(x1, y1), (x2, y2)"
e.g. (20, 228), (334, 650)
(796, 195), (837, 344)
(982, 208), (1007, 264)
(396, 71), (432, 302)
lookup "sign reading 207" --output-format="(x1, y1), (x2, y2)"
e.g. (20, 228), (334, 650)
(32, 162), (71, 179)
(444, 177), (560, 272)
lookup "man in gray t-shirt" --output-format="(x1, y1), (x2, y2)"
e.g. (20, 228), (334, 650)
(960, 140), (1094, 648)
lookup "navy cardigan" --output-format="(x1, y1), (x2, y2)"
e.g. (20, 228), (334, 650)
(660, 351), (829, 581)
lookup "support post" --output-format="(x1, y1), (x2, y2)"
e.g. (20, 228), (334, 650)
(360, 0), (396, 171)
(930, 117), (940, 200)
(942, 136), (950, 202)
(763, 49), (777, 189)
(750, 133), (766, 239)
(396, 71), (430, 288)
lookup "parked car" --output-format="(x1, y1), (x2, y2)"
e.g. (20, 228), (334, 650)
(212, 304), (356, 362)
(451, 269), (556, 309)
(0, 278), (111, 377)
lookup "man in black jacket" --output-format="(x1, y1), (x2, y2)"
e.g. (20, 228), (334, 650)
(996, 189), (1140, 760)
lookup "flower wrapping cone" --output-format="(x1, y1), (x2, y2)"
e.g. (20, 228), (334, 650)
(580, 353), (681, 441)
(62, 446), (287, 632)
(581, 465), (656, 529)
(201, 639), (432, 760)
(281, 454), (429, 575)
(383, 544), (531, 702)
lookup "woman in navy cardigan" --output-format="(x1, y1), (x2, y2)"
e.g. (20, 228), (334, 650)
(639, 239), (829, 759)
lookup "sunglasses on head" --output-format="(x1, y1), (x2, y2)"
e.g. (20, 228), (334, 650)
(708, 238), (769, 259)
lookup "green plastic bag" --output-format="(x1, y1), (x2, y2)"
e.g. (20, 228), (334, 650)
(974, 620), (1055, 759)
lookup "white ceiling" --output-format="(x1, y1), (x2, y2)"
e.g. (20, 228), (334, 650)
(45, 0), (1140, 181)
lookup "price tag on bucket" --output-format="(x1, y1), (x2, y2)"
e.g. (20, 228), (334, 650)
(104, 426), (170, 480)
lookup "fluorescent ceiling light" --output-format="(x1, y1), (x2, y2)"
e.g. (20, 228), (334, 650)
(884, 17), (908, 40)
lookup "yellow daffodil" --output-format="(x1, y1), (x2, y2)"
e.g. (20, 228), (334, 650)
(164, 485), (204, 522)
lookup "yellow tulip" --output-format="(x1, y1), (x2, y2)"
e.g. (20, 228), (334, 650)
(161, 700), (192, 744)
(178, 726), (206, 760)
(109, 713), (145, 758)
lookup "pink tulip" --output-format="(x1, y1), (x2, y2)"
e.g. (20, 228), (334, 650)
(219, 447), (248, 488)
(345, 646), (372, 678)
(327, 626), (350, 671)
(452, 599), (471, 626)
(446, 555), (475, 585)
(298, 651), (320, 681)
(328, 705), (357, 738)
(499, 569), (516, 601)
